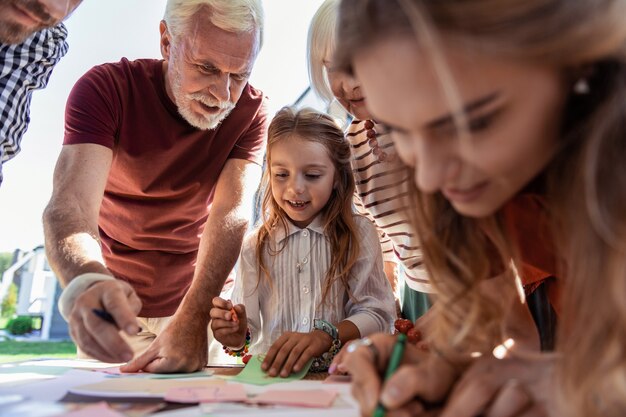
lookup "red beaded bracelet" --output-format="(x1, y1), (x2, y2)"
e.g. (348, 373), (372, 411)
(222, 328), (251, 357)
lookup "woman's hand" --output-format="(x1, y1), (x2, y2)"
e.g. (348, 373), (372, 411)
(209, 297), (248, 349)
(339, 333), (462, 417)
(440, 354), (556, 417)
(262, 330), (333, 377)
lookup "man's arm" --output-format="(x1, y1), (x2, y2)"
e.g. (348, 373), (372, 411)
(44, 143), (141, 362)
(121, 157), (262, 372)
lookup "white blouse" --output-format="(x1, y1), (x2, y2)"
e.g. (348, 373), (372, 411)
(232, 214), (396, 354)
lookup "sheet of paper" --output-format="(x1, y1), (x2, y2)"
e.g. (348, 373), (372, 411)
(231, 355), (312, 386)
(97, 367), (214, 379)
(0, 369), (107, 402)
(70, 377), (226, 398)
(323, 374), (352, 384)
(52, 401), (127, 417)
(251, 389), (338, 408)
(165, 384), (247, 403)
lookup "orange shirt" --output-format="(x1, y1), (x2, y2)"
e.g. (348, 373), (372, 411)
(501, 194), (562, 313)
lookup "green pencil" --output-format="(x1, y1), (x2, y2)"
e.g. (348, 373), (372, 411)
(373, 333), (407, 417)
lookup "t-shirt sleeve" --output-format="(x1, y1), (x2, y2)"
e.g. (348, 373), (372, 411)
(227, 96), (268, 166)
(64, 65), (120, 149)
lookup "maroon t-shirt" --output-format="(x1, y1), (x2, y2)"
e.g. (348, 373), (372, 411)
(64, 58), (268, 317)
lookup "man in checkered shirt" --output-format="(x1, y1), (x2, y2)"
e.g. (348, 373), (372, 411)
(0, 0), (82, 186)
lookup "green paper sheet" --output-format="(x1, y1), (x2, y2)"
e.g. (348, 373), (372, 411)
(232, 355), (313, 386)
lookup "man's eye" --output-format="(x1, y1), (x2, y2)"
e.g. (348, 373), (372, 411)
(231, 73), (248, 82)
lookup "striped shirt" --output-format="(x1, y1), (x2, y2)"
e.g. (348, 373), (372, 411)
(232, 214), (396, 355)
(0, 24), (68, 185)
(347, 119), (432, 292)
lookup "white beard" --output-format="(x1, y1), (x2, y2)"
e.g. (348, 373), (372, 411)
(170, 68), (235, 131)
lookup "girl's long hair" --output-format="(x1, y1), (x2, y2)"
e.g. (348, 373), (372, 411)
(336, 0), (626, 415)
(256, 106), (359, 305)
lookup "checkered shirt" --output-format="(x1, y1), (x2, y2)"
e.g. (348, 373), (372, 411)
(0, 23), (68, 186)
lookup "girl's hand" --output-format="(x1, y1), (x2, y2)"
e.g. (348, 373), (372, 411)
(339, 333), (460, 416)
(210, 297), (248, 349)
(440, 354), (555, 417)
(262, 330), (333, 377)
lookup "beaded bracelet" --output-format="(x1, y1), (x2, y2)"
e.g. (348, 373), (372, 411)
(222, 328), (251, 357)
(310, 338), (342, 372)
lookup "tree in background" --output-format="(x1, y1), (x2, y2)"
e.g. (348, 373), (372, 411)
(0, 252), (11, 277)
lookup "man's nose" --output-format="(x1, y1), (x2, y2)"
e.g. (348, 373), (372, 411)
(209, 73), (231, 103)
(41, 0), (71, 20)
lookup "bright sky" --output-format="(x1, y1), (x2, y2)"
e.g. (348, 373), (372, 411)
(0, 0), (325, 252)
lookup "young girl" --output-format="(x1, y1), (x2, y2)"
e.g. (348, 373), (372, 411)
(307, 0), (432, 323)
(333, 0), (626, 416)
(210, 106), (395, 377)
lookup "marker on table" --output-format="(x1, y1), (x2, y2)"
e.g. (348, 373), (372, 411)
(373, 333), (407, 417)
(92, 308), (117, 327)
(93, 308), (142, 333)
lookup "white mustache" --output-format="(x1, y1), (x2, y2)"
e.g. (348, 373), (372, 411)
(186, 93), (233, 110)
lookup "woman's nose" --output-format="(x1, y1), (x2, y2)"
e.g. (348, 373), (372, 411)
(414, 137), (459, 193)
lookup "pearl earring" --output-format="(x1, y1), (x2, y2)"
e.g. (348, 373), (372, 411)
(573, 78), (590, 95)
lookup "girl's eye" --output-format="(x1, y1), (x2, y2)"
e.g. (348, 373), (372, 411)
(273, 172), (288, 178)
(468, 114), (494, 133)
(305, 173), (322, 179)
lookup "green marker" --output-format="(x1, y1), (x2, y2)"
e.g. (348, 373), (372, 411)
(373, 333), (407, 417)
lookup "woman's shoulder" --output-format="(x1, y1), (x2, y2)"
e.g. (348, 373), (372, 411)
(351, 213), (378, 238)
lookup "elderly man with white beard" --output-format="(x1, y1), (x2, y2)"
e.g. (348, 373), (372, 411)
(43, 0), (267, 373)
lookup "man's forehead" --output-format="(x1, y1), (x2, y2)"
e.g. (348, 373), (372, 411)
(179, 19), (259, 73)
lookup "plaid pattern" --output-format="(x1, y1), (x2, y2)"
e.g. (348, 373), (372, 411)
(0, 24), (68, 185)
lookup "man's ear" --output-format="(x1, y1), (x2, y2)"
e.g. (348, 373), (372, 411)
(159, 20), (171, 60)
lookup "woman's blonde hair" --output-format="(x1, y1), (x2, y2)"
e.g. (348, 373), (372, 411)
(336, 0), (626, 416)
(307, 0), (340, 104)
(163, 0), (264, 47)
(256, 106), (359, 305)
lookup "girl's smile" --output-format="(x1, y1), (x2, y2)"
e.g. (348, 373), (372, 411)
(270, 135), (336, 229)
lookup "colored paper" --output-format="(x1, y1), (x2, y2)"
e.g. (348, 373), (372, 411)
(71, 377), (226, 398)
(165, 384), (248, 403)
(251, 389), (339, 408)
(97, 366), (214, 379)
(231, 355), (313, 386)
(323, 374), (352, 384)
(53, 402), (126, 417)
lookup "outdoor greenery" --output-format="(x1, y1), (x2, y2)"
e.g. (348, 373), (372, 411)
(0, 340), (76, 364)
(0, 252), (12, 277)
(6, 316), (33, 335)
(1, 283), (17, 318)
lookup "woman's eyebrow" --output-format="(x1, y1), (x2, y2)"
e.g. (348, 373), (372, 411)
(425, 92), (501, 131)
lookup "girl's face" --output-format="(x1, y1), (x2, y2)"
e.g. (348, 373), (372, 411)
(270, 135), (337, 228)
(353, 36), (570, 218)
(324, 53), (371, 120)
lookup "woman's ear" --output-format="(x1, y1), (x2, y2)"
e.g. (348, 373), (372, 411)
(567, 64), (595, 94)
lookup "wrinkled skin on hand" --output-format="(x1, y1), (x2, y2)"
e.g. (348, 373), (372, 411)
(120, 312), (209, 373)
(68, 279), (141, 363)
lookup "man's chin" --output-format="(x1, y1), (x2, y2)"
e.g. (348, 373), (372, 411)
(181, 109), (230, 131)
(0, 22), (40, 44)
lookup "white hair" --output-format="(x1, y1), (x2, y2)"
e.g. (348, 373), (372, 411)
(307, 0), (340, 104)
(164, 0), (264, 47)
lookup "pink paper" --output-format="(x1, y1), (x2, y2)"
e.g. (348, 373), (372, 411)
(323, 374), (352, 384)
(251, 389), (338, 408)
(55, 402), (126, 417)
(165, 385), (248, 403)
(98, 367), (127, 375)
